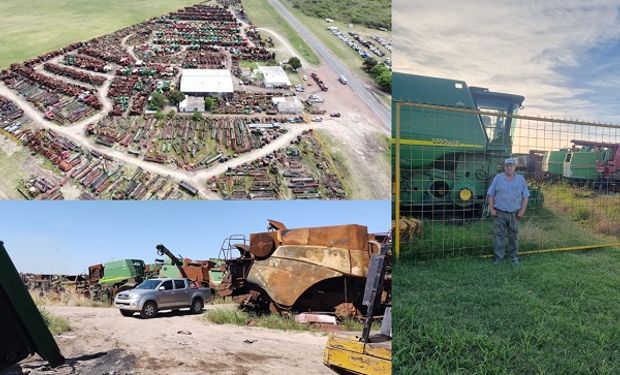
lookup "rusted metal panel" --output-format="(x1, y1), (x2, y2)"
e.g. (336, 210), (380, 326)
(247, 256), (343, 307)
(246, 245), (371, 307)
(275, 224), (370, 251)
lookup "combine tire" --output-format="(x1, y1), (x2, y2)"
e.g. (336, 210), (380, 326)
(140, 301), (158, 319)
(190, 298), (203, 314)
(119, 309), (134, 317)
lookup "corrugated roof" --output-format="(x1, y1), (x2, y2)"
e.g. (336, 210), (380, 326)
(258, 65), (291, 86)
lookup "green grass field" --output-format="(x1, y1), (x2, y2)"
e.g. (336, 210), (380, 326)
(0, 0), (201, 69)
(241, 0), (320, 65)
(280, 0), (392, 90)
(286, 0), (391, 30)
(394, 250), (620, 374)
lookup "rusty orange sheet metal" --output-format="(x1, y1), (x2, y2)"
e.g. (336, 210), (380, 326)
(246, 245), (371, 307)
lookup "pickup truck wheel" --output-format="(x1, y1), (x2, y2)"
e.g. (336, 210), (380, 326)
(140, 301), (158, 319)
(190, 298), (204, 314)
(119, 309), (134, 317)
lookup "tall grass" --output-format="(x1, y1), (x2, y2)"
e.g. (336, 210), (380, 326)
(393, 250), (620, 374)
(39, 307), (72, 335)
(542, 183), (620, 237)
(402, 184), (619, 261)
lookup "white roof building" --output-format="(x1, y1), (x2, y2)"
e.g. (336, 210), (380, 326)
(180, 69), (234, 95)
(258, 66), (291, 88)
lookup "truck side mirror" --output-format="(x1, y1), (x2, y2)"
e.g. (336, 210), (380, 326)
(159, 286), (165, 291)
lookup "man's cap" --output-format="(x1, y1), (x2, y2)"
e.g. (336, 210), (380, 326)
(504, 158), (515, 165)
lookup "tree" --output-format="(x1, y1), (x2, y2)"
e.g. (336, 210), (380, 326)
(375, 70), (392, 92)
(204, 97), (216, 112)
(154, 110), (165, 120)
(149, 91), (167, 111)
(167, 109), (176, 119)
(363, 57), (378, 72)
(192, 110), (203, 122)
(168, 90), (186, 106)
(288, 56), (302, 71)
(370, 63), (389, 77)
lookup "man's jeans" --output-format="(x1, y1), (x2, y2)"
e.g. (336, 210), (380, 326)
(493, 210), (519, 260)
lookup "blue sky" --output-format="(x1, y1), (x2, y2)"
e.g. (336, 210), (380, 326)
(394, 0), (620, 123)
(0, 200), (390, 274)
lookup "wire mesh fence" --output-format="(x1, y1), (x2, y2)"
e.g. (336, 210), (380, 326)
(393, 100), (620, 261)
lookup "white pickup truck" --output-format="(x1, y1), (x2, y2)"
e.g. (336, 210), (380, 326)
(114, 278), (211, 319)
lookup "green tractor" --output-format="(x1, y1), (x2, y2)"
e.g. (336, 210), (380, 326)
(393, 73), (542, 217)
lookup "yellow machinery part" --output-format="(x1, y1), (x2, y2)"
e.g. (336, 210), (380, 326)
(323, 332), (391, 375)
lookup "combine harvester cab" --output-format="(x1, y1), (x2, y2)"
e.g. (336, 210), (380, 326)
(0, 241), (65, 371)
(393, 73), (543, 216)
(217, 220), (389, 318)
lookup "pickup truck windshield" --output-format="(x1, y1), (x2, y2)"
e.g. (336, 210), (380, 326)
(136, 279), (161, 290)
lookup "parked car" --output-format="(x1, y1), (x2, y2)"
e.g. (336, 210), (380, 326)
(114, 278), (211, 319)
(311, 117), (323, 122)
(330, 112), (341, 118)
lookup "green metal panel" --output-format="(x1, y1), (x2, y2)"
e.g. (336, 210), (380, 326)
(208, 258), (225, 285)
(99, 259), (145, 285)
(393, 73), (487, 170)
(543, 150), (567, 176)
(565, 149), (606, 180)
(0, 241), (64, 371)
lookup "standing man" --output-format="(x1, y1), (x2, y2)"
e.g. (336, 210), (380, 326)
(487, 158), (530, 265)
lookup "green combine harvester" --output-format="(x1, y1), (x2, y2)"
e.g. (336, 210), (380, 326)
(393, 73), (543, 217)
(0, 241), (64, 371)
(98, 259), (147, 294)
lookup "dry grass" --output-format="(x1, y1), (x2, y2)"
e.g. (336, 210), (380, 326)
(30, 289), (108, 308)
(543, 183), (620, 237)
(39, 307), (72, 335)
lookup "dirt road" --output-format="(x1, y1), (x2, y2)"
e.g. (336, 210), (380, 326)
(5, 306), (333, 375)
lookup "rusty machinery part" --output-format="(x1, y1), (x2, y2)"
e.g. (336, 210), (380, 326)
(155, 244), (182, 265)
(334, 303), (361, 320)
(393, 217), (423, 242)
(267, 219), (287, 231)
(249, 232), (276, 259)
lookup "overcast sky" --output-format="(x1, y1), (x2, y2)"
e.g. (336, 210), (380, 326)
(394, 0), (620, 123)
(1, 200), (389, 275)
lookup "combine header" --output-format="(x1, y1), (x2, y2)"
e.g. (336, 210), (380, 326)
(216, 220), (390, 318)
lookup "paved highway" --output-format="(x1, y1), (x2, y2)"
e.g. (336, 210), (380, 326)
(269, 0), (391, 130)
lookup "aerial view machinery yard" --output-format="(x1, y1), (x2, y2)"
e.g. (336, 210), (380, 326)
(0, 0), (391, 200)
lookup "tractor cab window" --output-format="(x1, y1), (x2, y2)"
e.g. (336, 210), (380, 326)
(161, 280), (173, 290)
(479, 107), (508, 144)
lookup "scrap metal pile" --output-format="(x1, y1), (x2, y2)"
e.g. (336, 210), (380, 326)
(17, 176), (64, 200)
(86, 116), (287, 171)
(13, 129), (191, 200)
(211, 92), (279, 115)
(0, 95), (24, 122)
(211, 130), (347, 200)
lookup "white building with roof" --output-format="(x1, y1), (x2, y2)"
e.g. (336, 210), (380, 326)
(258, 66), (291, 88)
(180, 69), (234, 98)
(272, 96), (304, 114)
